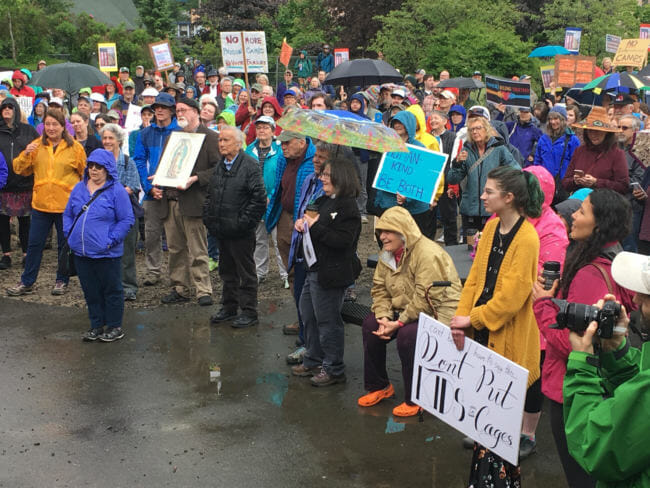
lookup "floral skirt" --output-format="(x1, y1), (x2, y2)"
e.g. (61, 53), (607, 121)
(0, 192), (32, 217)
(468, 443), (521, 488)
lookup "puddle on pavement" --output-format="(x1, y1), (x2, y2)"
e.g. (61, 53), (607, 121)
(255, 372), (289, 406)
(209, 364), (222, 395)
(385, 415), (406, 434)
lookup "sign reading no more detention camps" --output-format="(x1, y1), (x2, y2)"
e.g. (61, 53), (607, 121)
(220, 31), (269, 73)
(412, 313), (529, 466)
(372, 144), (447, 205)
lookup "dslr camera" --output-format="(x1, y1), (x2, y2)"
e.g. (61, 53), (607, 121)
(550, 299), (621, 339)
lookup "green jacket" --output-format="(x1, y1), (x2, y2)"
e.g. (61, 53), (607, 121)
(563, 340), (650, 488)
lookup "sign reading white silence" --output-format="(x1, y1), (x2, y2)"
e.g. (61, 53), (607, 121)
(412, 313), (529, 466)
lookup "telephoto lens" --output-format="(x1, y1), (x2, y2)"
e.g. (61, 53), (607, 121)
(542, 261), (561, 290)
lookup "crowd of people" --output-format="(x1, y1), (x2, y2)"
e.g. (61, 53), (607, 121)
(0, 50), (649, 488)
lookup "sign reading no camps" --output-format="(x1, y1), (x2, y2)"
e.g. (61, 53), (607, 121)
(613, 38), (650, 68)
(372, 144), (447, 205)
(220, 31), (269, 73)
(485, 76), (531, 109)
(412, 313), (529, 466)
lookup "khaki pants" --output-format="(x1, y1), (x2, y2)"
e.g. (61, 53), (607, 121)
(254, 221), (287, 280)
(276, 210), (294, 283)
(143, 199), (164, 279)
(163, 200), (212, 298)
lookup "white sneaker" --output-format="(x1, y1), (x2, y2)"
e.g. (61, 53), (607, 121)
(283, 278), (290, 289)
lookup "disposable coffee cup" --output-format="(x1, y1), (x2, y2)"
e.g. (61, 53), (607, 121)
(466, 229), (478, 250)
(305, 204), (319, 219)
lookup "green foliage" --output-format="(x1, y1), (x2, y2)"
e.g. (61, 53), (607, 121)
(134, 0), (176, 39)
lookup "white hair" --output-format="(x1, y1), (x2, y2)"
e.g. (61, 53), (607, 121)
(220, 125), (244, 146)
(100, 123), (125, 144)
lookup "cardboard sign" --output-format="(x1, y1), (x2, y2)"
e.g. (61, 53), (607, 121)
(372, 144), (447, 205)
(564, 27), (582, 54)
(606, 34), (622, 54)
(613, 38), (650, 68)
(412, 313), (529, 466)
(15, 96), (33, 118)
(334, 48), (349, 67)
(153, 132), (205, 188)
(97, 43), (118, 72)
(149, 40), (175, 71)
(554, 55), (596, 87)
(220, 31), (269, 73)
(485, 76), (531, 109)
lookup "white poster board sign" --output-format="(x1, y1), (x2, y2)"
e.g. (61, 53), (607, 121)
(16, 96), (34, 118)
(152, 132), (205, 188)
(412, 313), (529, 466)
(124, 104), (142, 132)
(220, 31), (269, 73)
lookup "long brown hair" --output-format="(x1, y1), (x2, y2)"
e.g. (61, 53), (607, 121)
(41, 108), (74, 147)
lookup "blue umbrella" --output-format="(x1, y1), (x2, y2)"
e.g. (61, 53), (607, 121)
(528, 45), (571, 58)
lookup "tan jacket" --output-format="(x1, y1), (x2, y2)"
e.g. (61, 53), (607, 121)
(371, 206), (462, 325)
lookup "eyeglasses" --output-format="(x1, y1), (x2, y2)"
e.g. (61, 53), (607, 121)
(95, 122), (106, 128)
(175, 108), (190, 114)
(469, 127), (484, 132)
(620, 126), (633, 131)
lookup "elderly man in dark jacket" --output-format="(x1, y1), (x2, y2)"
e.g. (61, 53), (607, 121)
(204, 126), (267, 328)
(160, 98), (219, 306)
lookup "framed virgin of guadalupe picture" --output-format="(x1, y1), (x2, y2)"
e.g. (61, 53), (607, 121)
(152, 132), (205, 187)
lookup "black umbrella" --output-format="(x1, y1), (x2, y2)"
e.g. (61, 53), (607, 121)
(436, 77), (485, 89)
(323, 59), (403, 87)
(29, 62), (111, 93)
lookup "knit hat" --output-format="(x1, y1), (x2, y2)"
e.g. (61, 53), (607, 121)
(549, 105), (567, 120)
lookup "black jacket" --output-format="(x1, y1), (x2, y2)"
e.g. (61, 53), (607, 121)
(0, 97), (39, 192)
(308, 194), (361, 289)
(79, 134), (102, 157)
(203, 150), (266, 239)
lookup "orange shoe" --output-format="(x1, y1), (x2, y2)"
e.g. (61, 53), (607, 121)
(358, 384), (395, 407)
(392, 402), (422, 417)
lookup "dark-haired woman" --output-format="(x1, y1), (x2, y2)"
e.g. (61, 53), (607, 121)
(532, 188), (635, 488)
(7, 109), (86, 296)
(291, 157), (362, 387)
(450, 166), (544, 487)
(562, 106), (628, 195)
(70, 111), (101, 157)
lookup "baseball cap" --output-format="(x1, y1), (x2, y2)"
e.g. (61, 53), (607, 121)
(177, 97), (200, 112)
(391, 88), (406, 98)
(141, 104), (154, 114)
(255, 115), (276, 128)
(277, 130), (305, 142)
(122, 80), (135, 89)
(519, 106), (531, 112)
(141, 87), (159, 97)
(136, 65), (144, 70)
(612, 94), (635, 105)
(90, 93), (106, 104)
(38, 60), (47, 65)
(151, 92), (176, 108)
(417, 69), (426, 75)
(520, 74), (531, 80)
(251, 83), (263, 93)
(207, 69), (219, 78)
(120, 66), (130, 73)
(440, 90), (456, 100)
(467, 105), (490, 120)
(106, 109), (120, 120)
(473, 70), (482, 76)
(612, 251), (650, 294)
(49, 97), (64, 107)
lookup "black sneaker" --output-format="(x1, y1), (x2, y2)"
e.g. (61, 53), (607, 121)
(197, 295), (213, 306)
(210, 309), (237, 324)
(0, 255), (11, 270)
(82, 328), (104, 342)
(161, 290), (190, 304)
(100, 327), (125, 342)
(231, 315), (259, 328)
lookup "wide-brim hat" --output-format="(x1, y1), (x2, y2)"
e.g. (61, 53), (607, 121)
(571, 106), (621, 133)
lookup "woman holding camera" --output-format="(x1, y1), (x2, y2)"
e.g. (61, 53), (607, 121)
(450, 166), (544, 486)
(532, 188), (635, 487)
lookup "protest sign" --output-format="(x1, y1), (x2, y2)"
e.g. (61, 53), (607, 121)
(641, 24), (650, 40)
(412, 313), (529, 466)
(149, 40), (175, 72)
(16, 97), (33, 118)
(540, 65), (555, 93)
(97, 43), (118, 72)
(220, 31), (269, 73)
(606, 34), (622, 54)
(485, 76), (531, 109)
(334, 48), (349, 67)
(554, 55), (596, 87)
(124, 104), (142, 132)
(564, 27), (582, 54)
(613, 38), (650, 68)
(153, 132), (205, 188)
(372, 144), (447, 205)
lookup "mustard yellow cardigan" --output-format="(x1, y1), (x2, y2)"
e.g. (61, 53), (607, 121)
(456, 217), (541, 387)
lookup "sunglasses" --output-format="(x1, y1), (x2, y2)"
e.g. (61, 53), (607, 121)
(87, 162), (105, 170)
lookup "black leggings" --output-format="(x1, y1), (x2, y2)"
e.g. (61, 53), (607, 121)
(0, 215), (30, 254)
(524, 350), (545, 413)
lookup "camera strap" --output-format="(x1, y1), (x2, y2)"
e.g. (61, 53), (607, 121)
(588, 263), (614, 294)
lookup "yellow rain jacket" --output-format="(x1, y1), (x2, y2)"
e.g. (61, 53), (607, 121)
(13, 137), (86, 213)
(406, 104), (444, 201)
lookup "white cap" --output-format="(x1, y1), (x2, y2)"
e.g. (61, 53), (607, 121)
(141, 87), (159, 97)
(468, 105), (491, 121)
(440, 90), (456, 100)
(391, 88), (406, 98)
(49, 97), (64, 107)
(612, 251), (650, 295)
(89, 92), (106, 104)
(254, 115), (276, 128)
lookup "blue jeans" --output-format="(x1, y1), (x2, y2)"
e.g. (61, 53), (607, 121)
(74, 255), (124, 329)
(21, 209), (67, 286)
(207, 230), (219, 260)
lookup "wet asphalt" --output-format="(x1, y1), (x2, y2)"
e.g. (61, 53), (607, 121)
(0, 293), (568, 488)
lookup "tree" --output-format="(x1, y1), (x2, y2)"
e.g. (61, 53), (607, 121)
(199, 0), (282, 32)
(134, 0), (176, 39)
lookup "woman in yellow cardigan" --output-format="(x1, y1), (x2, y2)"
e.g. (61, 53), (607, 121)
(450, 166), (543, 488)
(7, 109), (86, 297)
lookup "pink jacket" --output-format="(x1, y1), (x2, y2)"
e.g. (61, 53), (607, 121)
(533, 255), (635, 403)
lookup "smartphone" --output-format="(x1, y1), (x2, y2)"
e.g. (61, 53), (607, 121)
(573, 169), (585, 177)
(631, 181), (643, 191)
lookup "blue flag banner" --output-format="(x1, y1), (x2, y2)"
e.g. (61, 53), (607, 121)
(372, 144), (447, 205)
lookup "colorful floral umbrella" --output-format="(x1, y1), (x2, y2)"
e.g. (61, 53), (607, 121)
(277, 108), (408, 153)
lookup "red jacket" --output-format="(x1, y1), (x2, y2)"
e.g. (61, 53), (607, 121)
(245, 96), (283, 145)
(533, 254), (635, 403)
(9, 70), (35, 99)
(561, 144), (629, 194)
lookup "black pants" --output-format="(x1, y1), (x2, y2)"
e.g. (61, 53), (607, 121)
(437, 192), (458, 245)
(0, 215), (30, 254)
(549, 399), (596, 488)
(412, 209), (436, 240)
(461, 215), (489, 240)
(218, 234), (258, 318)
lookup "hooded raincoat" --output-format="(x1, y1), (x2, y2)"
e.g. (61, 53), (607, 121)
(0, 97), (39, 194)
(406, 104), (440, 152)
(372, 206), (462, 325)
(245, 96), (283, 145)
(63, 149), (134, 259)
(28, 98), (48, 128)
(448, 104), (466, 132)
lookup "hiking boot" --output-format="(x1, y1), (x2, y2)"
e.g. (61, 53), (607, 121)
(358, 384), (395, 407)
(519, 435), (537, 460)
(143, 275), (159, 286)
(310, 368), (346, 387)
(210, 309), (237, 324)
(197, 295), (213, 307)
(82, 328), (104, 342)
(0, 255), (11, 270)
(99, 327), (125, 342)
(7, 282), (33, 296)
(231, 315), (258, 328)
(161, 289), (190, 304)
(392, 402), (422, 417)
(51, 281), (67, 296)
(286, 346), (306, 365)
(291, 363), (321, 377)
(282, 322), (299, 335)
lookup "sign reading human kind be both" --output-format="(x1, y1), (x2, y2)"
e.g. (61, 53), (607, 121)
(411, 313), (529, 466)
(372, 144), (447, 205)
